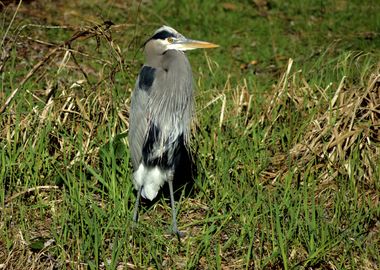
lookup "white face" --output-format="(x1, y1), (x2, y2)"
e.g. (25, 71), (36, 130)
(145, 25), (219, 55)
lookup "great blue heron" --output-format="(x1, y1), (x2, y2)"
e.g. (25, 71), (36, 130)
(128, 25), (218, 237)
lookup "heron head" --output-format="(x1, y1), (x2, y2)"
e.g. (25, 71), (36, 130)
(144, 25), (219, 55)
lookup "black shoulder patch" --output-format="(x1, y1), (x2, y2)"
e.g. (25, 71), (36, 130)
(150, 30), (176, 40)
(138, 66), (155, 91)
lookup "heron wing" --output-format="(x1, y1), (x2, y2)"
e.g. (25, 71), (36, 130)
(128, 75), (150, 170)
(129, 51), (194, 170)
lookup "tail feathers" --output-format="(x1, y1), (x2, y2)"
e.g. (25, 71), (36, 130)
(133, 164), (167, 201)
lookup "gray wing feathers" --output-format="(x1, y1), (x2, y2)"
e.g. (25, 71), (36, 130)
(129, 83), (149, 169)
(151, 59), (193, 142)
(129, 50), (194, 168)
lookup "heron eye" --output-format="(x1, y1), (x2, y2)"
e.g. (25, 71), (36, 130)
(167, 37), (174, 43)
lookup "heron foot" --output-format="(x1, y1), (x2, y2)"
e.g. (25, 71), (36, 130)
(172, 227), (186, 239)
(132, 221), (138, 229)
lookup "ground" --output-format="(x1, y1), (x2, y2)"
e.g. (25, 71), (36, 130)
(0, 0), (379, 269)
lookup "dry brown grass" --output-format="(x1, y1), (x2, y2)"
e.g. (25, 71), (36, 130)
(1, 1), (379, 269)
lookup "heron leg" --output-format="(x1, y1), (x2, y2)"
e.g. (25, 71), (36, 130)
(168, 179), (185, 239)
(133, 185), (142, 223)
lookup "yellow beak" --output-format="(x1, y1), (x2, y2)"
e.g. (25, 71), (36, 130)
(182, 39), (219, 49)
(169, 38), (219, 51)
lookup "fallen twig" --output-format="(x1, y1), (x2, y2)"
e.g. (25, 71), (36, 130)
(0, 20), (115, 114)
(4, 185), (60, 204)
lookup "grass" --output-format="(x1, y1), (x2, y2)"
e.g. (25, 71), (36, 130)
(1, 0), (379, 269)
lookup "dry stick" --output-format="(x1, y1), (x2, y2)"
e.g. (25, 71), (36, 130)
(0, 21), (115, 115)
(0, 48), (58, 114)
(20, 34), (115, 66)
(4, 185), (60, 204)
(69, 47), (92, 85)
